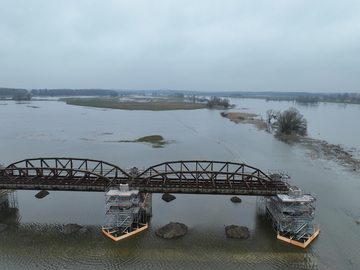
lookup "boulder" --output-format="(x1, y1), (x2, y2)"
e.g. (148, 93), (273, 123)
(0, 224), (8, 233)
(230, 196), (242, 203)
(162, 193), (176, 203)
(35, 190), (49, 199)
(355, 220), (360, 225)
(155, 222), (188, 239)
(61, 223), (83, 235)
(225, 225), (250, 239)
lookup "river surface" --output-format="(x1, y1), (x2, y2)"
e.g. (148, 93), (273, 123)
(0, 98), (359, 269)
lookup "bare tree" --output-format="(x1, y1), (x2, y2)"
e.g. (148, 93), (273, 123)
(266, 109), (278, 125)
(266, 109), (279, 132)
(276, 107), (307, 136)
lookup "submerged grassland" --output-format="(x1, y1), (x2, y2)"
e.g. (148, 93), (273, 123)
(221, 112), (266, 130)
(107, 135), (169, 148)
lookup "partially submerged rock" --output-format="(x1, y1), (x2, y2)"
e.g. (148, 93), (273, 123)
(155, 222), (188, 239)
(0, 224), (8, 233)
(230, 196), (242, 203)
(225, 225), (250, 239)
(355, 220), (360, 225)
(61, 223), (83, 235)
(162, 193), (176, 203)
(35, 190), (49, 199)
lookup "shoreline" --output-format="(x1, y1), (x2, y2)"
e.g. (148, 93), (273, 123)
(222, 111), (360, 174)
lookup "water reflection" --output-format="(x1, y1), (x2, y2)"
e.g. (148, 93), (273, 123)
(0, 207), (20, 228)
(295, 102), (320, 108)
(337, 103), (347, 109)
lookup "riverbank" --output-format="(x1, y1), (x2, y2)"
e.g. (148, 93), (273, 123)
(222, 110), (360, 174)
(298, 137), (360, 173)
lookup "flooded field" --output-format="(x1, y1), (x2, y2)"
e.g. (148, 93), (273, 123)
(0, 98), (359, 269)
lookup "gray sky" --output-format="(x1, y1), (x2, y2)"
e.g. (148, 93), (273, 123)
(1, 0), (359, 92)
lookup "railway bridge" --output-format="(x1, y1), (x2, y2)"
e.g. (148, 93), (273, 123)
(0, 158), (289, 195)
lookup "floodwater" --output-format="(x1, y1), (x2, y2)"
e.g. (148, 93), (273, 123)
(0, 98), (360, 269)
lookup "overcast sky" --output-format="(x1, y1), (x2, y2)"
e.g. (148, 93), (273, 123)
(1, 0), (359, 92)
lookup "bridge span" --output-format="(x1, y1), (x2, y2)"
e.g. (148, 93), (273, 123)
(0, 158), (289, 196)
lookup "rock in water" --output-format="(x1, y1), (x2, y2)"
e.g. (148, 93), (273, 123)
(61, 224), (83, 235)
(355, 220), (360, 225)
(230, 196), (242, 203)
(35, 190), (49, 199)
(0, 224), (8, 233)
(225, 225), (250, 239)
(162, 193), (176, 202)
(155, 222), (188, 239)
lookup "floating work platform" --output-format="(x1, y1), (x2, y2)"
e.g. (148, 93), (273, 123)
(102, 223), (148, 241)
(277, 226), (320, 248)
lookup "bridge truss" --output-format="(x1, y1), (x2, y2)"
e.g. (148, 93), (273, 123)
(133, 161), (288, 195)
(0, 158), (129, 191)
(0, 158), (289, 195)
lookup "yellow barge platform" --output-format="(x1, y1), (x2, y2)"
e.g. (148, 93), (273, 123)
(102, 223), (148, 241)
(277, 227), (320, 248)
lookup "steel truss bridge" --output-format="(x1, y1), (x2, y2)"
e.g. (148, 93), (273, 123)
(0, 158), (289, 195)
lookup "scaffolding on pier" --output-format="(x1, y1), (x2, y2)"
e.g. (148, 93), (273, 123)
(102, 184), (152, 241)
(264, 183), (319, 248)
(0, 189), (18, 210)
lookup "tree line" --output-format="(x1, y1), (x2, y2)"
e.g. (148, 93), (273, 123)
(30, 89), (119, 97)
(0, 88), (28, 96)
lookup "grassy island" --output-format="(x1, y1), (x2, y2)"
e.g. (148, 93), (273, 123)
(63, 97), (207, 111)
(107, 135), (169, 148)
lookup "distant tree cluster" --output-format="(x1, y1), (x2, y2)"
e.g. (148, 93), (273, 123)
(206, 96), (230, 108)
(338, 92), (349, 101)
(0, 87), (28, 96)
(321, 92), (360, 103)
(173, 92), (184, 98)
(151, 91), (185, 98)
(13, 93), (32, 100)
(30, 89), (119, 97)
(186, 94), (207, 103)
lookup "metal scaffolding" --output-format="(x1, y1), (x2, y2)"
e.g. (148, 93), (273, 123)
(0, 189), (18, 210)
(265, 185), (317, 242)
(104, 184), (152, 237)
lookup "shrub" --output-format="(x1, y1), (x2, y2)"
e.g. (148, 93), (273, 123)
(276, 107), (307, 136)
